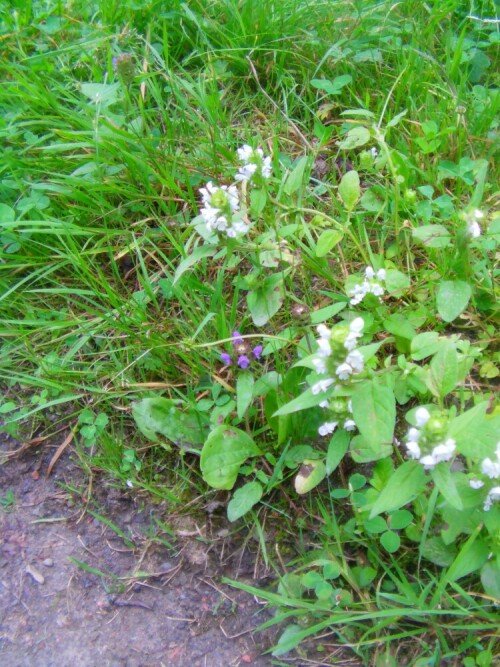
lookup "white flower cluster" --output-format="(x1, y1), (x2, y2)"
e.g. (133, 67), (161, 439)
(235, 145), (272, 183)
(349, 266), (386, 306)
(464, 209), (484, 238)
(199, 182), (249, 238)
(318, 399), (356, 437)
(404, 407), (456, 469)
(311, 318), (364, 395)
(469, 442), (500, 511)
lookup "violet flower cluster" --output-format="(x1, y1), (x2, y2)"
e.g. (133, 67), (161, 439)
(469, 442), (500, 511)
(220, 331), (263, 369)
(404, 407), (456, 469)
(310, 317), (365, 436)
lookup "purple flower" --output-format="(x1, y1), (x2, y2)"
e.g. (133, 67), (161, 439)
(237, 355), (250, 369)
(220, 353), (232, 365)
(252, 345), (263, 359)
(232, 330), (244, 344)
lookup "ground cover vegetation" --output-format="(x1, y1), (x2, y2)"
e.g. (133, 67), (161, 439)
(1, 0), (499, 663)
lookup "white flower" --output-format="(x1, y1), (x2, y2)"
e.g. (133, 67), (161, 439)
(420, 454), (437, 468)
(311, 378), (335, 395)
(431, 439), (456, 464)
(346, 350), (364, 373)
(407, 427), (420, 443)
(370, 147), (378, 158)
(469, 479), (485, 489)
(199, 182), (244, 237)
(468, 220), (481, 238)
(335, 362), (353, 381)
(484, 486), (500, 512)
(344, 318), (364, 350)
(365, 266), (375, 279)
(415, 407), (431, 428)
(348, 267), (386, 305)
(343, 419), (356, 431)
(319, 400), (330, 409)
(235, 145), (272, 182)
(312, 357), (327, 374)
(481, 458), (500, 479)
(317, 337), (332, 357)
(376, 268), (386, 281)
(464, 209), (484, 238)
(319, 421), (338, 437)
(317, 324), (331, 339)
(406, 441), (421, 460)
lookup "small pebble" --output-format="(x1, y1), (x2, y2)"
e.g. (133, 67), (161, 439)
(42, 558), (54, 567)
(26, 564), (45, 584)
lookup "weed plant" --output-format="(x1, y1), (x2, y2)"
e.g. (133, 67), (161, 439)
(1, 0), (499, 664)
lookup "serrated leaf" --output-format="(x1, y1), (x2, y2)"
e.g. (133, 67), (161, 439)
(436, 280), (472, 322)
(227, 481), (263, 521)
(338, 170), (360, 211)
(315, 229), (344, 257)
(236, 372), (254, 419)
(370, 461), (427, 518)
(200, 426), (260, 490)
(132, 398), (208, 449)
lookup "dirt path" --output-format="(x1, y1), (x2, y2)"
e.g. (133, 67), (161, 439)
(0, 434), (278, 666)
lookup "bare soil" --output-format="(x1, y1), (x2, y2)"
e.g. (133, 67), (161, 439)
(0, 433), (281, 667)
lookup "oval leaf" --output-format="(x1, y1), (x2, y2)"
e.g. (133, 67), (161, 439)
(338, 170), (360, 211)
(370, 460), (427, 518)
(436, 280), (472, 323)
(200, 426), (260, 490)
(227, 481), (263, 521)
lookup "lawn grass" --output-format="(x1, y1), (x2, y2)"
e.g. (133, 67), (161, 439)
(1, 0), (499, 664)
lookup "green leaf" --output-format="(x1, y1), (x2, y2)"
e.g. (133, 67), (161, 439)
(436, 280), (472, 323)
(250, 188), (267, 216)
(284, 156), (308, 195)
(449, 402), (500, 459)
(431, 463), (463, 510)
(227, 481), (263, 521)
(338, 170), (360, 211)
(273, 387), (322, 417)
(80, 82), (120, 107)
(272, 625), (303, 657)
(338, 127), (371, 150)
(429, 339), (458, 398)
(351, 380), (396, 452)
(421, 537), (457, 566)
(310, 302), (346, 324)
(173, 245), (216, 284)
(383, 314), (416, 340)
(311, 75), (352, 95)
(481, 561), (500, 601)
(295, 459), (327, 494)
(411, 332), (441, 361)
(380, 530), (400, 553)
(247, 274), (284, 326)
(132, 398), (208, 449)
(200, 426), (260, 490)
(0, 204), (16, 223)
(384, 269), (411, 295)
(236, 372), (254, 419)
(412, 224), (451, 248)
(388, 509), (413, 530)
(370, 461), (427, 518)
(315, 229), (344, 257)
(326, 429), (350, 474)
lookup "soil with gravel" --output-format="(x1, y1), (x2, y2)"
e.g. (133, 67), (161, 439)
(0, 432), (282, 667)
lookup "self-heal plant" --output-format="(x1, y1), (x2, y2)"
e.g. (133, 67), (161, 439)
(220, 330), (263, 369)
(199, 182), (249, 238)
(235, 145), (272, 184)
(404, 407), (456, 469)
(349, 266), (386, 305)
(470, 442), (500, 511)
